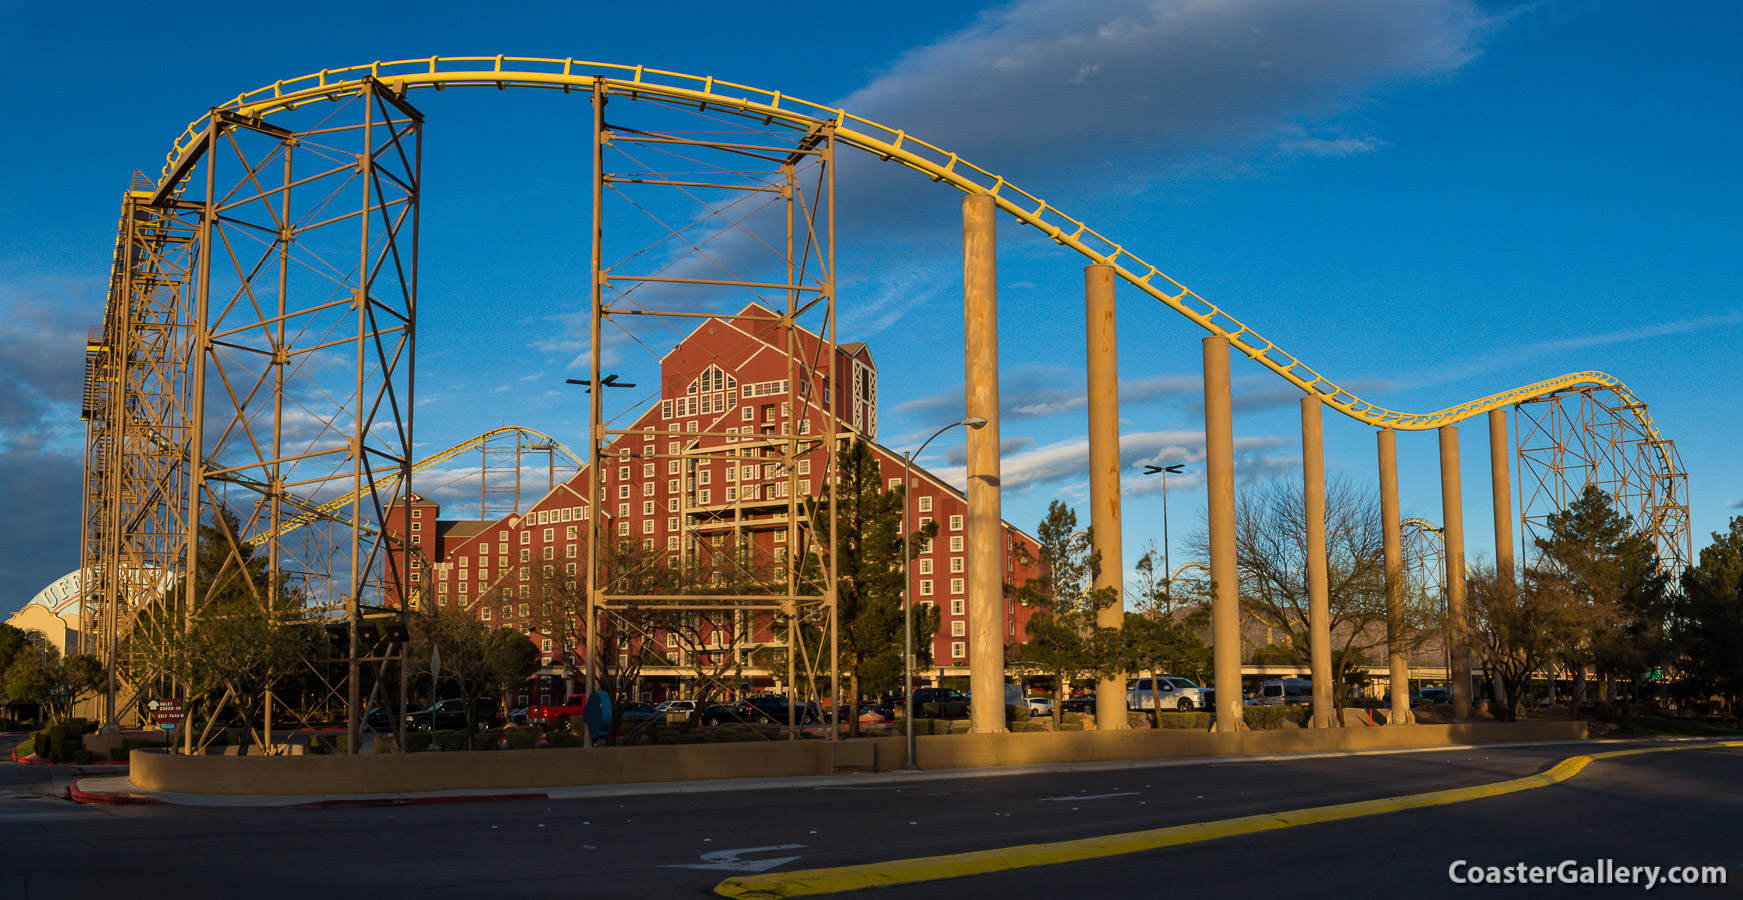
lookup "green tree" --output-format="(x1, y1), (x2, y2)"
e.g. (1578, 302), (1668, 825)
(406, 607), (530, 747)
(1121, 545), (1211, 715)
(1467, 563), (1597, 721)
(1536, 485), (1671, 710)
(1675, 516), (1743, 714)
(130, 506), (310, 744)
(4, 646), (105, 721)
(804, 439), (940, 737)
(1008, 502), (1118, 728)
(0, 623), (28, 680)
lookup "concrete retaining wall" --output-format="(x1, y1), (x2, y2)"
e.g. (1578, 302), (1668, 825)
(130, 720), (1585, 796)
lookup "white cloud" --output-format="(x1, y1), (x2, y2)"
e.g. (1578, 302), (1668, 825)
(926, 428), (1293, 492)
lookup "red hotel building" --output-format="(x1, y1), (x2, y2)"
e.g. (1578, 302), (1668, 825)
(386, 304), (1042, 704)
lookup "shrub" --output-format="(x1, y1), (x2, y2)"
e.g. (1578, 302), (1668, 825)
(1010, 721), (1046, 733)
(544, 731), (576, 749)
(374, 733), (398, 753)
(1156, 712), (1213, 730)
(16, 737), (35, 758)
(471, 731), (498, 752)
(949, 725), (970, 734)
(72, 749), (92, 765)
(110, 747), (129, 763)
(505, 727), (538, 750)
(1127, 711), (1153, 729)
(434, 732), (467, 752)
(1242, 706), (1306, 730)
(1061, 712), (1085, 728)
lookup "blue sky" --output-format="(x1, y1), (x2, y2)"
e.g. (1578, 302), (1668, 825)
(2, 0), (1738, 611)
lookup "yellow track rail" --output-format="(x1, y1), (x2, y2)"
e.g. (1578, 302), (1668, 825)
(146, 56), (1668, 450)
(247, 425), (581, 546)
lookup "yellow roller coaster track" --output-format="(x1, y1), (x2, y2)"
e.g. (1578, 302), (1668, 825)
(136, 56), (1671, 459)
(247, 425), (581, 547)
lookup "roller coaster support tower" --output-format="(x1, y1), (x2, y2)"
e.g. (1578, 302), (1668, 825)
(81, 58), (1690, 744)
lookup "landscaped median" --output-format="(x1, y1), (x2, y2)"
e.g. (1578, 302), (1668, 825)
(126, 719), (1585, 797)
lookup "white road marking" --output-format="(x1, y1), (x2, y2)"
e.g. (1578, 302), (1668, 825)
(664, 844), (806, 872)
(1037, 792), (1139, 802)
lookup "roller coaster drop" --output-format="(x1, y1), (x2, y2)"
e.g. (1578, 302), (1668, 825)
(80, 57), (1689, 741)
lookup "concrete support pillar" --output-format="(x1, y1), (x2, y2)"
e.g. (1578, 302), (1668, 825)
(1203, 336), (1244, 733)
(1489, 409), (1514, 582)
(1378, 429), (1410, 725)
(1301, 396), (1334, 729)
(1085, 265), (1126, 730)
(1440, 425), (1472, 720)
(962, 195), (1006, 735)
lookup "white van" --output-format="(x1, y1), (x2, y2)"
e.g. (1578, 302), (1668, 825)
(1260, 678), (1312, 706)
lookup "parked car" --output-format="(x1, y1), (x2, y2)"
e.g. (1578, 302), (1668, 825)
(1260, 678), (1313, 707)
(910, 687), (966, 717)
(616, 701), (665, 730)
(744, 694), (821, 725)
(405, 698), (504, 732)
(363, 703), (423, 733)
(656, 699), (697, 716)
(1415, 686), (1450, 706)
(1061, 693), (1095, 713)
(1200, 688), (1260, 711)
(505, 707), (529, 726)
(1127, 677), (1208, 712)
(1025, 696), (1055, 717)
(698, 702), (757, 727)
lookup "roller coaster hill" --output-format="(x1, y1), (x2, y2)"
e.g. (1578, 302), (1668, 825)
(77, 57), (1690, 741)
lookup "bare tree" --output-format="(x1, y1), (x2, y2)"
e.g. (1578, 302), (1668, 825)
(1191, 477), (1432, 710)
(1466, 563), (1597, 721)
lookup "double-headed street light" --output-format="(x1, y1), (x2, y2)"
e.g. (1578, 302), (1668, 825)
(1142, 463), (1186, 581)
(903, 416), (987, 771)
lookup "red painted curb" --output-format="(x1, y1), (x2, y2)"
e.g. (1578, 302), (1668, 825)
(69, 780), (163, 806)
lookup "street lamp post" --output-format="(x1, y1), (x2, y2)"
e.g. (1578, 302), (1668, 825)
(903, 416), (986, 771)
(1142, 463), (1187, 582)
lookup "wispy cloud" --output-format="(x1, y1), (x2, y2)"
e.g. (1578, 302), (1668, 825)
(1413, 309), (1743, 389)
(925, 428), (1294, 494)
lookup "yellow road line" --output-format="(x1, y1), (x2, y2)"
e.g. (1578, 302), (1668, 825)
(715, 741), (1743, 898)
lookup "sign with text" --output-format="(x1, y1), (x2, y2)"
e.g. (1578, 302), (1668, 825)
(148, 698), (184, 726)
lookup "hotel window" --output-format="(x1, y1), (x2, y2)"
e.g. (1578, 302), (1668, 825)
(667, 517), (678, 531)
(668, 442), (680, 455)
(687, 421), (699, 432)
(920, 580), (933, 596)
(950, 598), (964, 615)
(618, 465), (630, 481)
(667, 536), (680, 550)
(949, 536), (964, 553)
(519, 549), (530, 563)
(950, 557), (964, 573)
(662, 400), (673, 419)
(519, 566), (529, 581)
(951, 578), (964, 594)
(951, 621), (966, 637)
(543, 527), (554, 542)
(726, 487), (737, 502)
(618, 485), (631, 499)
(643, 501), (655, 515)
(741, 407), (754, 421)
(617, 521), (630, 535)
(643, 463), (655, 478)
(798, 459), (810, 475)
(668, 479), (680, 493)
(520, 531), (531, 545)
(566, 544), (577, 558)
(541, 638), (553, 653)
(642, 538), (654, 551)
(698, 489), (710, 505)
(618, 503), (630, 517)
(889, 478), (902, 491)
(918, 496), (932, 513)
(919, 559), (933, 575)
(774, 528), (787, 543)
(643, 520), (655, 534)
(412, 509), (422, 518)
(518, 603), (530, 618)
(950, 515), (963, 531)
(699, 470), (710, 485)
(667, 497), (679, 512)
(410, 521), (421, 531)
(565, 563), (576, 575)
(459, 556), (469, 568)
(643, 481), (654, 497)
(481, 608), (493, 621)
(567, 526), (578, 540)
(577, 507), (588, 520)
(543, 547), (554, 560)
(951, 641), (965, 659)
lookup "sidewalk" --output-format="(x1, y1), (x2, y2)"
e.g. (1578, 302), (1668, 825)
(63, 735), (1704, 809)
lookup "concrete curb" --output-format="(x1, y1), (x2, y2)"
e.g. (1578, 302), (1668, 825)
(9, 745), (130, 769)
(66, 736), (1726, 810)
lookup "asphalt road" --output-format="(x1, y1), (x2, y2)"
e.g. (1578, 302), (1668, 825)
(1, 739), (1737, 898)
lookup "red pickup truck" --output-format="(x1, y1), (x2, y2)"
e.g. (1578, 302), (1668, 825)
(525, 693), (593, 730)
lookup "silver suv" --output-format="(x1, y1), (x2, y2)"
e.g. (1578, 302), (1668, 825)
(1127, 676), (1207, 711)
